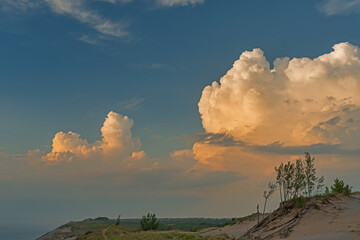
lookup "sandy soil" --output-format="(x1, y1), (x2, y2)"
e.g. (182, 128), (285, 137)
(283, 193), (360, 240)
(203, 193), (360, 240)
(202, 215), (260, 238)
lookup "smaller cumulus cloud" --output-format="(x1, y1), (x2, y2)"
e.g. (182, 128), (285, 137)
(156, 0), (204, 7)
(43, 111), (140, 162)
(319, 0), (360, 15)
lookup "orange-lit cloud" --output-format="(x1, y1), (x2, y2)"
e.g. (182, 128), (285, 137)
(198, 42), (360, 148)
(43, 111), (140, 162)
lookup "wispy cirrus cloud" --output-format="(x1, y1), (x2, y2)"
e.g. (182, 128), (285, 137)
(119, 97), (145, 110)
(77, 34), (101, 45)
(97, 0), (133, 4)
(156, 0), (204, 7)
(318, 0), (360, 15)
(0, 0), (128, 41)
(45, 0), (128, 38)
(0, 0), (42, 11)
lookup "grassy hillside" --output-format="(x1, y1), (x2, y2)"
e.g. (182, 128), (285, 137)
(37, 217), (115, 240)
(37, 217), (232, 240)
(77, 225), (232, 240)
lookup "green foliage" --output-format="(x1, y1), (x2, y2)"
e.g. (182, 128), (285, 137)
(115, 215), (120, 226)
(158, 218), (231, 231)
(263, 182), (276, 217)
(77, 225), (233, 240)
(304, 152), (317, 197)
(140, 213), (160, 231)
(283, 161), (295, 200)
(330, 178), (352, 195)
(293, 196), (307, 208)
(274, 152), (325, 203)
(275, 162), (284, 203)
(325, 186), (330, 194)
(293, 158), (306, 198)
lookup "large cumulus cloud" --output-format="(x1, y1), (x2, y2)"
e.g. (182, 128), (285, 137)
(198, 42), (360, 148)
(43, 111), (140, 162)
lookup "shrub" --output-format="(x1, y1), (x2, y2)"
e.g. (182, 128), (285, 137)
(331, 178), (352, 195)
(140, 213), (160, 231)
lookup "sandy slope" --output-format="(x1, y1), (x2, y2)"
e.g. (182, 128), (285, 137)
(202, 215), (260, 238)
(283, 193), (360, 240)
(204, 193), (360, 240)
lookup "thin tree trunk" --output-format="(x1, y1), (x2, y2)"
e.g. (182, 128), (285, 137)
(279, 183), (283, 204)
(257, 204), (259, 226)
(263, 198), (267, 219)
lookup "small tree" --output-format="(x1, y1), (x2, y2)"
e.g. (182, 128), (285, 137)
(283, 161), (295, 201)
(263, 182), (276, 219)
(316, 176), (325, 194)
(275, 163), (284, 204)
(140, 213), (160, 231)
(331, 178), (352, 195)
(293, 158), (305, 198)
(304, 152), (316, 197)
(115, 214), (121, 226)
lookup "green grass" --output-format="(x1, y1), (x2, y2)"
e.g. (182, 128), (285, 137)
(76, 225), (233, 240)
(158, 218), (231, 232)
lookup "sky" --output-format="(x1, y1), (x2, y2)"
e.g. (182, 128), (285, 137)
(1, 0), (360, 238)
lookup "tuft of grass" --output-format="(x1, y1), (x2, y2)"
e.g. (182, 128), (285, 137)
(293, 196), (308, 208)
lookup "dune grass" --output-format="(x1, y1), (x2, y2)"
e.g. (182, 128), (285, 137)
(76, 225), (233, 240)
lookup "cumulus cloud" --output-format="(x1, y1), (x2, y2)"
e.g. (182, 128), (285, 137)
(43, 111), (139, 162)
(156, 0), (204, 7)
(319, 0), (360, 15)
(199, 42), (360, 149)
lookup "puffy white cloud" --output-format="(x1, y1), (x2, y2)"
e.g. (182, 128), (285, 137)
(43, 111), (139, 162)
(198, 42), (360, 148)
(319, 0), (360, 15)
(156, 0), (204, 7)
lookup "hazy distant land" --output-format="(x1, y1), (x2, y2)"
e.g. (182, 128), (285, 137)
(36, 192), (360, 240)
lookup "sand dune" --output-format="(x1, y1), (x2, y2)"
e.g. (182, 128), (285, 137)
(203, 193), (360, 240)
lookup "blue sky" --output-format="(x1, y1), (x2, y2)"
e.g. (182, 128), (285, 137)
(1, 0), (360, 239)
(2, 0), (359, 156)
